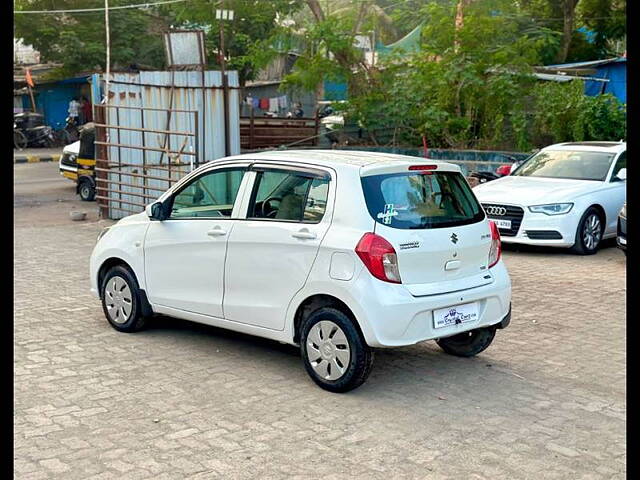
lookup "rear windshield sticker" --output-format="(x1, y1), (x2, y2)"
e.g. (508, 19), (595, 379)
(377, 204), (398, 224)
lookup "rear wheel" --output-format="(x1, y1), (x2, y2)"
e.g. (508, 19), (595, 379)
(436, 327), (496, 357)
(300, 307), (374, 393)
(79, 179), (95, 201)
(14, 130), (28, 150)
(571, 207), (603, 255)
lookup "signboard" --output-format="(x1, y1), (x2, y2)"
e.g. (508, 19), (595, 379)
(164, 30), (207, 68)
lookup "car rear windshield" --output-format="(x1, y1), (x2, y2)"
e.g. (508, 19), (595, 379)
(361, 171), (485, 229)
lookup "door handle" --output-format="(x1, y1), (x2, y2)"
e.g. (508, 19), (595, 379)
(291, 229), (317, 240)
(207, 228), (227, 237)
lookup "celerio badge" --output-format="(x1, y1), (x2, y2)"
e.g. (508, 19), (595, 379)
(450, 233), (458, 244)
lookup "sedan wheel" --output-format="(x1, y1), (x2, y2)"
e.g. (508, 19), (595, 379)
(582, 213), (602, 251)
(571, 207), (603, 255)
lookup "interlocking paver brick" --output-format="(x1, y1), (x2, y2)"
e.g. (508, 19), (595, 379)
(15, 214), (625, 478)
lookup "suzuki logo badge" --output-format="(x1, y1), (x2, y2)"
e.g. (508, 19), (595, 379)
(450, 233), (458, 244)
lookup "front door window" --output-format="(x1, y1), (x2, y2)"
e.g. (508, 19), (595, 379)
(170, 168), (246, 219)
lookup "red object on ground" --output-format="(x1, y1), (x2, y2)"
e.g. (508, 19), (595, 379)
(496, 164), (511, 176)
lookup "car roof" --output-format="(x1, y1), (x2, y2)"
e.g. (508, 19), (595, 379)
(545, 141), (626, 153)
(218, 149), (460, 173)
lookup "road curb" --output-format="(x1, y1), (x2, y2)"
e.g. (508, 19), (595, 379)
(14, 154), (61, 164)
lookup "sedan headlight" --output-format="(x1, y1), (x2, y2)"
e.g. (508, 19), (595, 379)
(528, 203), (574, 215)
(97, 227), (111, 243)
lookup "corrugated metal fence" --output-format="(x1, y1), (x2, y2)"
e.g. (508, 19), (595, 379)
(95, 71), (240, 219)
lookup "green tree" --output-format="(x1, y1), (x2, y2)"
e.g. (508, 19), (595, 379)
(340, 0), (545, 149)
(578, 0), (626, 56)
(167, 0), (305, 84)
(14, 0), (304, 84)
(14, 0), (176, 78)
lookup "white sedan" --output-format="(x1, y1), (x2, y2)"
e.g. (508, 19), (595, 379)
(474, 142), (626, 254)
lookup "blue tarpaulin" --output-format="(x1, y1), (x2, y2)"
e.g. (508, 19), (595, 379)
(21, 76), (91, 128)
(545, 58), (626, 104)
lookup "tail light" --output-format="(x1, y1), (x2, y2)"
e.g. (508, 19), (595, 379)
(408, 165), (438, 171)
(488, 220), (502, 268)
(355, 233), (401, 283)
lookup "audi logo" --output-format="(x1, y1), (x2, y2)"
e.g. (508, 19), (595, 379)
(485, 206), (507, 216)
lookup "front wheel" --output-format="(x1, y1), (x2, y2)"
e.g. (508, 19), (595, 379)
(100, 266), (147, 333)
(300, 307), (374, 393)
(436, 327), (496, 357)
(571, 207), (603, 255)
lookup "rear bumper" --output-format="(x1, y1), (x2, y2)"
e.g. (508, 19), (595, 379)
(353, 260), (512, 348)
(496, 304), (511, 329)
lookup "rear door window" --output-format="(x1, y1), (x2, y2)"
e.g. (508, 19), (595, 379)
(361, 171), (485, 229)
(248, 169), (330, 223)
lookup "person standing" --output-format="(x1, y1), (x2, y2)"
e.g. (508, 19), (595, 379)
(68, 97), (80, 126)
(81, 96), (92, 124)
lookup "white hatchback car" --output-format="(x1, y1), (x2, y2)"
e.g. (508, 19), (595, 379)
(90, 150), (512, 392)
(474, 142), (626, 254)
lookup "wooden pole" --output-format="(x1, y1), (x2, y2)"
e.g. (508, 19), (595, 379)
(27, 86), (36, 112)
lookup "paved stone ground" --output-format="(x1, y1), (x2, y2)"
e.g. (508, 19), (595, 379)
(14, 164), (626, 479)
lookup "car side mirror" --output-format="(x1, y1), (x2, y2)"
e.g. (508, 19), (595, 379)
(149, 201), (169, 221)
(614, 168), (627, 182)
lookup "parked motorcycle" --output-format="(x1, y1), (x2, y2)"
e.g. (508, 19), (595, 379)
(53, 116), (80, 146)
(13, 112), (55, 149)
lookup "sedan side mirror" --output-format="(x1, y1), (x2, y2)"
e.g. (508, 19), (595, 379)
(614, 168), (627, 182)
(149, 201), (169, 221)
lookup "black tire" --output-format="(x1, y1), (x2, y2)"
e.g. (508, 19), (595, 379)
(570, 207), (603, 255)
(79, 180), (96, 201)
(100, 265), (147, 333)
(14, 131), (28, 150)
(436, 326), (496, 358)
(300, 307), (374, 393)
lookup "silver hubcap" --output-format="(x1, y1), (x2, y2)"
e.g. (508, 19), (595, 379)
(583, 214), (602, 250)
(306, 320), (351, 381)
(105, 276), (133, 324)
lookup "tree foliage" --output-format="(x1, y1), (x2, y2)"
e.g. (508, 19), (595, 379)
(333, 0), (625, 150)
(167, 0), (305, 84)
(14, 0), (304, 84)
(14, 0), (175, 78)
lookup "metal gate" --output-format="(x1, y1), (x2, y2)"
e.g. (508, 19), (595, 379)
(92, 70), (240, 220)
(94, 104), (199, 219)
